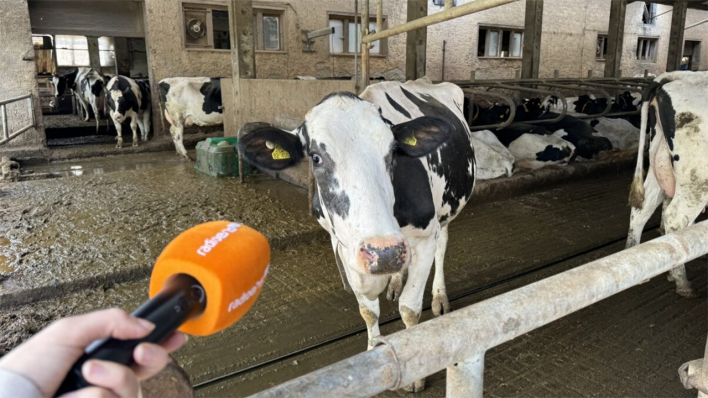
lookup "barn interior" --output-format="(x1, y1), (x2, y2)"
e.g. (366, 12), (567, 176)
(1, 0), (708, 397)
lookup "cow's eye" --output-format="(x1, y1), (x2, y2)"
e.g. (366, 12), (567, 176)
(312, 154), (323, 165)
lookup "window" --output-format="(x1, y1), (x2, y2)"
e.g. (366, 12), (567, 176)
(328, 14), (385, 55)
(182, 3), (230, 50)
(643, 2), (657, 25)
(98, 37), (115, 67)
(637, 37), (658, 62)
(478, 27), (523, 58)
(56, 35), (89, 67)
(254, 8), (284, 52)
(432, 0), (457, 6)
(596, 35), (608, 60)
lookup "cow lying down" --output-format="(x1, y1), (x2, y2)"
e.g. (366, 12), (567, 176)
(239, 79), (476, 392)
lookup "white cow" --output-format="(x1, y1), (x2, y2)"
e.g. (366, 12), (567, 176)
(627, 70), (708, 298)
(158, 77), (223, 160)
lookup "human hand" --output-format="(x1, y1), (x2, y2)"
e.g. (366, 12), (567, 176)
(0, 308), (187, 398)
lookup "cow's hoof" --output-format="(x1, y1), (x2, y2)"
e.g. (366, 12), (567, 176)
(116, 144), (122, 149)
(432, 292), (450, 317)
(132, 141), (139, 147)
(677, 288), (699, 298)
(386, 275), (403, 302)
(403, 379), (426, 393)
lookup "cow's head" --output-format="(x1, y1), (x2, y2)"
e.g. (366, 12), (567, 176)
(52, 70), (78, 97)
(107, 86), (133, 121)
(239, 92), (452, 276)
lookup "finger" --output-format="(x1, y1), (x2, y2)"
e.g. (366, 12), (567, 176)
(160, 332), (188, 353)
(132, 342), (170, 380)
(81, 360), (140, 398)
(42, 309), (155, 348)
(58, 386), (120, 398)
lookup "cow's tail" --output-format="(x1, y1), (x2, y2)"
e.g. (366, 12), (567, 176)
(628, 100), (650, 209)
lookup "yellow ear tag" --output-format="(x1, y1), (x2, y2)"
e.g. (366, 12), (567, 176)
(402, 135), (417, 146)
(272, 145), (291, 160)
(500, 114), (505, 119)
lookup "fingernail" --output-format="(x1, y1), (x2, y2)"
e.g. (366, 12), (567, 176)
(137, 318), (155, 331)
(137, 344), (153, 362)
(84, 361), (106, 379)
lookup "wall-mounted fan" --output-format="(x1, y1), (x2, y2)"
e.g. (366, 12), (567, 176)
(187, 18), (206, 39)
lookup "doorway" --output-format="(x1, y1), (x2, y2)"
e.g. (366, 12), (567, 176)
(683, 40), (701, 71)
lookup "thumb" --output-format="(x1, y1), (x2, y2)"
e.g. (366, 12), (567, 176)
(40, 309), (155, 348)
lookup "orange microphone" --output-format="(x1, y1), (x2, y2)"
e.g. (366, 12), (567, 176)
(55, 221), (270, 396)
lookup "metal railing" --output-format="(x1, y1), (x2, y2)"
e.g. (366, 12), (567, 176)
(0, 93), (36, 145)
(248, 221), (708, 398)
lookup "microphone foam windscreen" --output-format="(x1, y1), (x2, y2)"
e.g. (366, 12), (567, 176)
(150, 221), (270, 336)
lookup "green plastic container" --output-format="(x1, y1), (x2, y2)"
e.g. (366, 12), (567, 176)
(195, 137), (247, 178)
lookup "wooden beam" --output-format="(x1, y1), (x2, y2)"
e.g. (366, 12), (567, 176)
(405, 0), (427, 81)
(87, 36), (101, 71)
(666, 1), (688, 72)
(604, 0), (627, 77)
(521, 0), (543, 79)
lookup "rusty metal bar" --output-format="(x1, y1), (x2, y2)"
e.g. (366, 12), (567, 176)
(362, 0), (519, 44)
(249, 221), (708, 398)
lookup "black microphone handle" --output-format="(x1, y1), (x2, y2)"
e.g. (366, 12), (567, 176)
(53, 275), (206, 397)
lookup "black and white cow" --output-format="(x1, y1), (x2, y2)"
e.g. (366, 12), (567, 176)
(627, 71), (708, 299)
(571, 93), (641, 150)
(536, 113), (613, 159)
(159, 77), (223, 160)
(106, 75), (151, 148)
(493, 124), (576, 170)
(79, 69), (108, 132)
(52, 69), (80, 98)
(239, 79), (476, 392)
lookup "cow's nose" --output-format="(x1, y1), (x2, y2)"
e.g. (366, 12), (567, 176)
(357, 236), (410, 275)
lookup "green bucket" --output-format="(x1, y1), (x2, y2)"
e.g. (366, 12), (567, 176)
(195, 137), (248, 178)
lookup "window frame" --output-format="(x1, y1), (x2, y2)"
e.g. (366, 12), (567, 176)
(253, 6), (286, 53)
(643, 2), (658, 25)
(181, 1), (230, 52)
(327, 12), (388, 57)
(478, 25), (524, 59)
(596, 34), (608, 61)
(637, 36), (659, 63)
(55, 34), (90, 67)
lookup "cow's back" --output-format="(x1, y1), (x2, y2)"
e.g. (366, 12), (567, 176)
(361, 80), (476, 229)
(158, 77), (223, 126)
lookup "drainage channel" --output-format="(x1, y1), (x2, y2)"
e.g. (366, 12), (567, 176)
(193, 224), (660, 391)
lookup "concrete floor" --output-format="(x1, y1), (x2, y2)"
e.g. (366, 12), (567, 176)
(0, 151), (704, 398)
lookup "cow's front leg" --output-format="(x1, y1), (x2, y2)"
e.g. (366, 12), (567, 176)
(131, 118), (139, 147)
(112, 117), (123, 148)
(355, 294), (381, 350)
(398, 237), (437, 393)
(432, 225), (450, 316)
(170, 125), (191, 160)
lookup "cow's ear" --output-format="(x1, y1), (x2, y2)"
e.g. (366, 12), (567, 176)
(238, 123), (304, 170)
(392, 116), (451, 158)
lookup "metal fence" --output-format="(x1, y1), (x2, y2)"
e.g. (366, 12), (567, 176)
(0, 93), (36, 145)
(248, 221), (708, 398)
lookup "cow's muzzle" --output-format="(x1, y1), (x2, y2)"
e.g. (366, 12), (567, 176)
(357, 236), (410, 275)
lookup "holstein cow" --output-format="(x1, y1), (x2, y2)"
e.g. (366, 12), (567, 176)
(159, 77), (223, 160)
(52, 67), (100, 123)
(469, 130), (514, 179)
(493, 124), (576, 170)
(79, 69), (108, 132)
(106, 76), (152, 148)
(239, 80), (476, 392)
(571, 93), (641, 150)
(627, 71), (708, 299)
(537, 113), (613, 159)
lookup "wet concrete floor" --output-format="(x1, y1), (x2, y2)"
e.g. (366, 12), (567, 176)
(0, 151), (703, 398)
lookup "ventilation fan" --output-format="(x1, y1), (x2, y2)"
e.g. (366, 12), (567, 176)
(187, 18), (206, 39)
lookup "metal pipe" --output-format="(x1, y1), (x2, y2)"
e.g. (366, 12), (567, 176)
(0, 93), (32, 106)
(446, 354), (484, 398)
(524, 81), (613, 119)
(462, 89), (517, 131)
(1, 105), (8, 142)
(362, 0), (519, 44)
(376, 0), (383, 34)
(442, 40), (446, 81)
(249, 221), (708, 398)
(27, 95), (35, 128)
(487, 83), (568, 126)
(685, 17), (708, 30)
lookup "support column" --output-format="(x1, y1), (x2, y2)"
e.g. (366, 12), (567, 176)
(446, 354), (485, 398)
(521, 0), (543, 79)
(405, 0), (427, 81)
(666, 1), (688, 72)
(113, 37), (131, 76)
(604, 0), (627, 78)
(87, 36), (101, 72)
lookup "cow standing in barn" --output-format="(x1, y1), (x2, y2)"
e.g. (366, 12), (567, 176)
(626, 71), (708, 298)
(239, 79), (476, 392)
(52, 67), (104, 127)
(159, 77), (223, 160)
(79, 69), (108, 132)
(106, 76), (152, 148)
